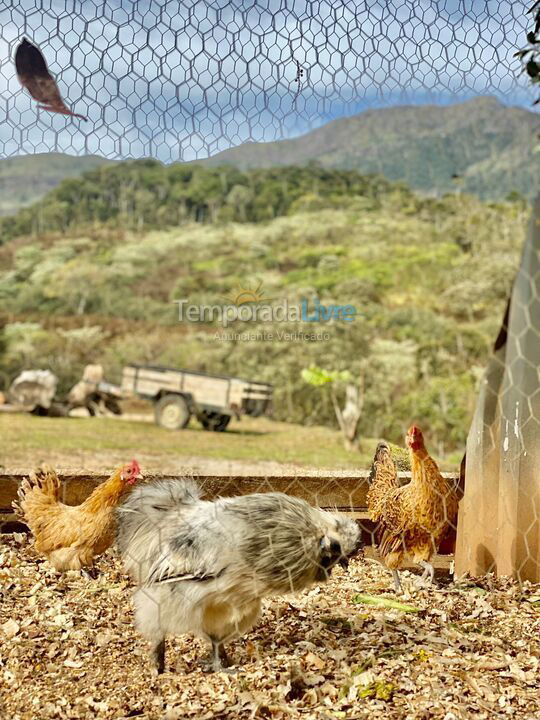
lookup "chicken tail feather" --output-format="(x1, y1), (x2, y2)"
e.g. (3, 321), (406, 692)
(366, 442), (399, 522)
(116, 478), (201, 584)
(120, 477), (200, 515)
(368, 442), (397, 483)
(117, 477), (200, 536)
(12, 466), (60, 520)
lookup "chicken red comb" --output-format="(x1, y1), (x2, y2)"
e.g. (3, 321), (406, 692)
(129, 460), (141, 474)
(407, 425), (423, 436)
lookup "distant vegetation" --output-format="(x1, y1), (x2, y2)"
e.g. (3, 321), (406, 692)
(0, 161), (400, 239)
(0, 160), (528, 459)
(1, 97), (539, 221)
(0, 153), (113, 216)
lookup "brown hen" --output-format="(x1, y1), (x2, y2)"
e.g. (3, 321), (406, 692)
(367, 426), (458, 592)
(13, 461), (142, 573)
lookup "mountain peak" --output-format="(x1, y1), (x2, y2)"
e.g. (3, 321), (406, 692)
(196, 97), (540, 200)
(461, 95), (504, 109)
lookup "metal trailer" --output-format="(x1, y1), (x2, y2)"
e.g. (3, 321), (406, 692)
(121, 364), (273, 431)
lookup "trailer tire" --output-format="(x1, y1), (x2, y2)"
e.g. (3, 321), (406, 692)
(155, 394), (191, 430)
(200, 411), (231, 432)
(104, 397), (122, 415)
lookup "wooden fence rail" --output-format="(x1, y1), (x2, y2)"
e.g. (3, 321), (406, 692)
(0, 471), (459, 558)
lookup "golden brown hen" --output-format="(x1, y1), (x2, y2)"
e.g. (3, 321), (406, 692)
(13, 461), (141, 573)
(367, 426), (458, 592)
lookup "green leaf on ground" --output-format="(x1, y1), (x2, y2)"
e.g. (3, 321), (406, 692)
(352, 594), (420, 612)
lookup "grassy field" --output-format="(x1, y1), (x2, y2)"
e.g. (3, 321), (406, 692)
(0, 164), (526, 457)
(0, 412), (371, 473)
(0, 411), (460, 474)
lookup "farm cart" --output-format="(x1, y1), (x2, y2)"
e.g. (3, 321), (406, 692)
(121, 364), (273, 431)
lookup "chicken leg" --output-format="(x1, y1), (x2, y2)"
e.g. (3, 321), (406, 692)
(151, 638), (166, 674)
(205, 637), (233, 673)
(418, 560), (435, 584)
(81, 567), (98, 580)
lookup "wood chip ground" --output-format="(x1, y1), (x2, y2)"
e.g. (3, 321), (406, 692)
(1, 535), (539, 720)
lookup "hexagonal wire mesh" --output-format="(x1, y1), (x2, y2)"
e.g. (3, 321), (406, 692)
(455, 195), (540, 584)
(0, 0), (534, 160)
(0, 0), (539, 591)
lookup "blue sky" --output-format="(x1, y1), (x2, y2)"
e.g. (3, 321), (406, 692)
(0, 0), (534, 162)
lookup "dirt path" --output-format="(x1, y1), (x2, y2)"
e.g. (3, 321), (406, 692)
(2, 452), (370, 478)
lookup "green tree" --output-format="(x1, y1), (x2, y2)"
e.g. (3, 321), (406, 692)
(302, 366), (364, 450)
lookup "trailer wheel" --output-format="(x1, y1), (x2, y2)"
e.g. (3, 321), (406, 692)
(155, 394), (191, 430)
(199, 411), (231, 432)
(104, 397), (122, 415)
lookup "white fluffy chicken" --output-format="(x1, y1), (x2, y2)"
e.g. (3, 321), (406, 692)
(117, 479), (362, 673)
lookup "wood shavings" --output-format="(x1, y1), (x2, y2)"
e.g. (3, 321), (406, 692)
(0, 535), (538, 719)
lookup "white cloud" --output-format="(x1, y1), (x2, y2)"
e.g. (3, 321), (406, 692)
(0, 0), (534, 162)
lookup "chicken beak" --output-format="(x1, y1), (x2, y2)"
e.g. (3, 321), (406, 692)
(339, 556), (349, 569)
(122, 471), (143, 485)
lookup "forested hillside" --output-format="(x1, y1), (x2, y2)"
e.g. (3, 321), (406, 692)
(0, 153), (114, 216)
(0, 161), (399, 239)
(196, 97), (540, 201)
(1, 97), (539, 218)
(0, 161), (527, 458)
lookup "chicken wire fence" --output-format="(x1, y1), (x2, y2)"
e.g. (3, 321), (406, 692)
(0, 0), (535, 160)
(0, 0), (539, 585)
